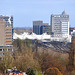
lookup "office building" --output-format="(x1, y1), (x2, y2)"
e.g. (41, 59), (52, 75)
(40, 24), (50, 34)
(33, 21), (43, 35)
(51, 11), (69, 36)
(33, 21), (50, 34)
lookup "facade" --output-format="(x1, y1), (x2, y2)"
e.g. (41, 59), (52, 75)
(33, 21), (43, 35)
(0, 45), (13, 56)
(40, 25), (50, 34)
(0, 19), (6, 45)
(0, 15), (13, 56)
(0, 15), (13, 45)
(51, 11), (69, 36)
(0, 15), (13, 27)
(33, 21), (50, 34)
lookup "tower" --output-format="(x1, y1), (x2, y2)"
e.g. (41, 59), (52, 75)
(51, 11), (69, 36)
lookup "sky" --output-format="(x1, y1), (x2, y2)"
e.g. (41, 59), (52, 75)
(0, 0), (75, 27)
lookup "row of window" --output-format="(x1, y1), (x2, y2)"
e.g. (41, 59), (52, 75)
(53, 15), (68, 18)
(0, 49), (13, 51)
(5, 35), (12, 37)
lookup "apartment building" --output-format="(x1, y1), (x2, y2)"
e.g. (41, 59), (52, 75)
(0, 15), (13, 56)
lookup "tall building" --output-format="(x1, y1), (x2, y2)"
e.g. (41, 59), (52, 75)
(51, 11), (69, 36)
(0, 15), (13, 56)
(0, 15), (13, 45)
(33, 21), (50, 34)
(33, 21), (43, 35)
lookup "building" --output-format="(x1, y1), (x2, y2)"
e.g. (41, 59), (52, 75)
(0, 15), (13, 27)
(33, 21), (50, 35)
(40, 25), (50, 34)
(0, 45), (13, 56)
(33, 21), (43, 35)
(0, 19), (6, 45)
(69, 27), (75, 35)
(0, 15), (13, 56)
(51, 11), (69, 36)
(0, 15), (13, 45)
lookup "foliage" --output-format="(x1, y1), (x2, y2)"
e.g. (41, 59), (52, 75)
(37, 52), (65, 74)
(0, 51), (14, 73)
(44, 67), (62, 75)
(0, 37), (75, 75)
(26, 68), (35, 75)
(67, 36), (75, 71)
(13, 49), (40, 72)
(13, 38), (32, 52)
(13, 39), (40, 72)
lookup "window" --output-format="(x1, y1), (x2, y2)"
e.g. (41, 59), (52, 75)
(0, 53), (3, 56)
(8, 49), (12, 51)
(6, 38), (12, 39)
(6, 35), (11, 36)
(6, 29), (12, 31)
(0, 49), (2, 51)
(6, 32), (11, 34)
(6, 41), (12, 42)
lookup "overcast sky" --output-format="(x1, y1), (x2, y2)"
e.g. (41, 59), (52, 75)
(0, 0), (75, 27)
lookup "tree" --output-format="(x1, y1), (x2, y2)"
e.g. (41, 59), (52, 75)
(0, 51), (14, 73)
(44, 67), (62, 75)
(38, 52), (65, 74)
(67, 36), (75, 71)
(13, 39), (40, 72)
(26, 68), (35, 75)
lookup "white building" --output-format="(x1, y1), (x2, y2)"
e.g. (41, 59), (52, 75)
(51, 11), (69, 37)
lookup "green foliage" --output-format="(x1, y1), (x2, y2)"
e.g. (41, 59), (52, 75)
(26, 68), (35, 75)
(13, 38), (32, 52)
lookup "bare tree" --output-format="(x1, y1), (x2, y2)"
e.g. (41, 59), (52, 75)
(67, 36), (75, 71)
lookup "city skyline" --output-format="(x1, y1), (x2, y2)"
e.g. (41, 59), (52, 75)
(0, 0), (75, 27)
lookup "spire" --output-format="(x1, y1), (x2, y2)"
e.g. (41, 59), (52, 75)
(62, 10), (68, 15)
